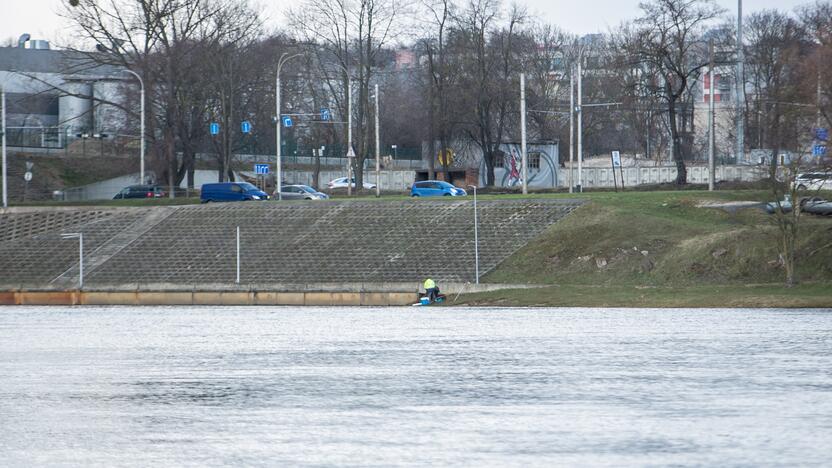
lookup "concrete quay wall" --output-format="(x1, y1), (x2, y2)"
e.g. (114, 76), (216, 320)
(0, 282), (536, 306)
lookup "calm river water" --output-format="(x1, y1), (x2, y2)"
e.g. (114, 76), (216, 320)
(1, 306), (831, 466)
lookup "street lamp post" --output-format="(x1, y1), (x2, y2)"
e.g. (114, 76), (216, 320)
(569, 68), (574, 194)
(2, 84), (7, 208)
(577, 56), (583, 193)
(346, 74), (353, 196)
(61, 232), (84, 289)
(375, 83), (380, 198)
(122, 69), (145, 185)
(467, 185), (479, 284)
(276, 52), (303, 200)
(520, 73), (528, 195)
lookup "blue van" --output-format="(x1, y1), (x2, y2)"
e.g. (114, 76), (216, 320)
(200, 182), (270, 203)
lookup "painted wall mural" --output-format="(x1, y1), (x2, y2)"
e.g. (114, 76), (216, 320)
(479, 142), (559, 188)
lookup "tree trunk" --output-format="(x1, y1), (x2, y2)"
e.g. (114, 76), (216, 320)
(667, 97), (687, 185)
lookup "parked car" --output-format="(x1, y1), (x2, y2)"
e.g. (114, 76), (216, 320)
(276, 185), (329, 200)
(764, 196), (832, 215)
(795, 172), (832, 191)
(411, 180), (467, 197)
(200, 182), (269, 202)
(327, 177), (376, 190)
(113, 184), (166, 199)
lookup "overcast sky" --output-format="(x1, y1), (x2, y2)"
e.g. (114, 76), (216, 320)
(1, 0), (814, 47)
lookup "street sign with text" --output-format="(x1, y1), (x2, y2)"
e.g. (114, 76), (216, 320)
(254, 163), (269, 175)
(320, 108), (331, 121)
(816, 128), (828, 141)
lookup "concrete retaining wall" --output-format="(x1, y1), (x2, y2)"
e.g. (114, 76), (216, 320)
(0, 282), (538, 306)
(0, 290), (417, 306)
(561, 164), (767, 188)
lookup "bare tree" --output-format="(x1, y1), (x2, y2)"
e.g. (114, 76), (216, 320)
(454, 0), (526, 186)
(290, 0), (402, 191)
(62, 0), (262, 191)
(746, 10), (810, 173)
(626, 0), (724, 184)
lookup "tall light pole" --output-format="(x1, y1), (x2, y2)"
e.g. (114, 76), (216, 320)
(2, 83), (6, 208)
(569, 67), (574, 194)
(708, 39), (715, 191)
(577, 55), (583, 192)
(346, 74), (353, 196)
(467, 185), (479, 284)
(520, 73), (528, 194)
(374, 83), (380, 198)
(736, 0), (745, 164)
(122, 69), (145, 185)
(276, 52), (302, 200)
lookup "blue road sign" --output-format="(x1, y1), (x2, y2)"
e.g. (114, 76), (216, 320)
(241, 120), (252, 134)
(320, 108), (331, 121)
(210, 122), (219, 135)
(254, 163), (270, 175)
(816, 128), (829, 141)
(282, 116), (293, 128)
(813, 144), (827, 156)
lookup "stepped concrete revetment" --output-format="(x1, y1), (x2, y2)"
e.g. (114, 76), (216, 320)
(0, 199), (582, 303)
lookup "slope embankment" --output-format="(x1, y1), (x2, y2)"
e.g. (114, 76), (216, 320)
(0, 199), (581, 305)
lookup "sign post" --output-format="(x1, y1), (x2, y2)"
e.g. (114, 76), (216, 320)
(610, 151), (621, 192)
(254, 164), (269, 192)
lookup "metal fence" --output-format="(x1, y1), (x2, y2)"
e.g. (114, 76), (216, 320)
(4, 126), (67, 149)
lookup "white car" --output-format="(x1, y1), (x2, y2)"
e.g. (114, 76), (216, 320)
(327, 177), (377, 190)
(794, 172), (832, 191)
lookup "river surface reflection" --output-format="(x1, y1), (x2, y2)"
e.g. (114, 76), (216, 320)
(1, 306), (831, 466)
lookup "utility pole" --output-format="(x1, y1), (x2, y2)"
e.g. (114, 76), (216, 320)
(1, 85), (6, 208)
(347, 75), (353, 196)
(520, 73), (527, 194)
(375, 83), (380, 198)
(577, 56), (583, 192)
(709, 38), (715, 191)
(569, 68), (574, 194)
(736, 0), (745, 164)
(817, 70), (823, 129)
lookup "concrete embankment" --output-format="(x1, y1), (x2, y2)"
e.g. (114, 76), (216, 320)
(0, 200), (581, 300)
(0, 283), (540, 306)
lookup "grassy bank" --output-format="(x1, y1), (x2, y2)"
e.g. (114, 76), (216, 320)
(466, 190), (832, 307)
(449, 283), (832, 308)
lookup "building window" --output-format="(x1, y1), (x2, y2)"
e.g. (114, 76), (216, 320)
(528, 152), (541, 169)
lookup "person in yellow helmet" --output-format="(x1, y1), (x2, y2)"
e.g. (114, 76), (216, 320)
(423, 278), (439, 303)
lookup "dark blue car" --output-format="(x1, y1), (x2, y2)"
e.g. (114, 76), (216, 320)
(200, 182), (270, 203)
(411, 180), (467, 197)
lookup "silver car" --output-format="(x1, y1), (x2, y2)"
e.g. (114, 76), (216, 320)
(275, 185), (329, 200)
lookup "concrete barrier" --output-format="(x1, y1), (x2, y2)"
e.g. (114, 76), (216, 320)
(0, 289), (418, 306)
(0, 282), (540, 306)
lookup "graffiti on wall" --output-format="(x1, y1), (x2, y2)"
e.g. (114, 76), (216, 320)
(479, 142), (559, 188)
